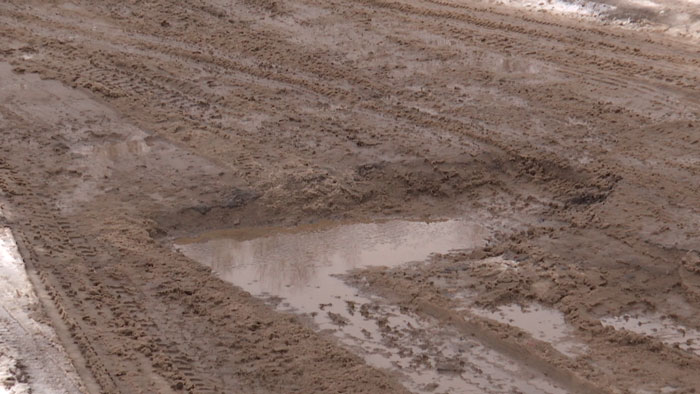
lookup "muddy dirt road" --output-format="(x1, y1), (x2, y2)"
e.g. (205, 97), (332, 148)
(1, 0), (699, 392)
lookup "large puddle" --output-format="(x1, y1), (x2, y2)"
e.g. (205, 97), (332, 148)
(175, 220), (485, 297)
(175, 220), (568, 393)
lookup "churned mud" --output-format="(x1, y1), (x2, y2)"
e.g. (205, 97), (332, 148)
(471, 303), (588, 357)
(1, 0), (699, 392)
(601, 312), (700, 357)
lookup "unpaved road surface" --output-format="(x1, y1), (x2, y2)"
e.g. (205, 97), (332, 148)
(1, 0), (699, 393)
(0, 227), (86, 394)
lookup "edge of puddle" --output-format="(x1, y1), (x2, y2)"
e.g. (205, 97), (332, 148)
(174, 218), (451, 245)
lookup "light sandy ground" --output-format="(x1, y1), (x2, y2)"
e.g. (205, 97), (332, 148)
(0, 226), (85, 394)
(0, 0), (699, 393)
(495, 0), (700, 40)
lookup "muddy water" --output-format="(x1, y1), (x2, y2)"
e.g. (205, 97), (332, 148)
(175, 220), (484, 294)
(602, 312), (700, 357)
(472, 303), (588, 357)
(447, 261), (588, 359)
(176, 220), (568, 393)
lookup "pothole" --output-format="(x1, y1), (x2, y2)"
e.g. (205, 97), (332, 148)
(175, 220), (570, 393)
(176, 219), (484, 285)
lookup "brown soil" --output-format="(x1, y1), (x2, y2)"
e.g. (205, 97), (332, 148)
(0, 0), (699, 392)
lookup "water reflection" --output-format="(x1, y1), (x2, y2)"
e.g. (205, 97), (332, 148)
(175, 220), (571, 393)
(472, 303), (588, 357)
(176, 220), (485, 296)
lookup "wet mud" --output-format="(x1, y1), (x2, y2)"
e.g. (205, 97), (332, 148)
(1, 0), (699, 392)
(602, 312), (700, 357)
(0, 227), (86, 393)
(176, 220), (571, 392)
(471, 303), (588, 357)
